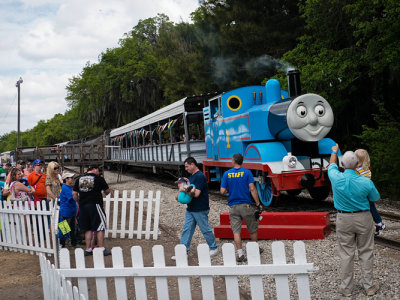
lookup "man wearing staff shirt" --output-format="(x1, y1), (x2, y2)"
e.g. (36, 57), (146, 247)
(220, 153), (263, 263)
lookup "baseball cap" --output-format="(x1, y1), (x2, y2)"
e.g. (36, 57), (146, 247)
(174, 177), (187, 184)
(62, 172), (75, 180)
(33, 159), (44, 167)
(87, 165), (100, 171)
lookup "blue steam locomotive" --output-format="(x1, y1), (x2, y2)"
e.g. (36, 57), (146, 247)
(202, 70), (337, 205)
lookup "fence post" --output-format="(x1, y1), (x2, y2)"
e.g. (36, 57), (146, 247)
(272, 241), (290, 299)
(153, 191), (161, 240)
(198, 244), (215, 300)
(131, 246), (147, 299)
(52, 201), (60, 268)
(222, 243), (240, 300)
(294, 241), (312, 300)
(153, 245), (169, 300)
(112, 247), (128, 299)
(247, 242), (264, 300)
(93, 248), (108, 300)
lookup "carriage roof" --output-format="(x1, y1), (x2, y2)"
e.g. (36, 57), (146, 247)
(110, 94), (216, 137)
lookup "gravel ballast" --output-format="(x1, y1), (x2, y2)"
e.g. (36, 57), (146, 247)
(104, 170), (400, 299)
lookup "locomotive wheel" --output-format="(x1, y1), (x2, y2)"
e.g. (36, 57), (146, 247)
(255, 176), (274, 206)
(308, 186), (331, 201)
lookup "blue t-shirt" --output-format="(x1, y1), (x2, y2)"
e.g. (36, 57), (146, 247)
(60, 184), (77, 217)
(328, 163), (380, 211)
(221, 167), (255, 206)
(187, 171), (209, 212)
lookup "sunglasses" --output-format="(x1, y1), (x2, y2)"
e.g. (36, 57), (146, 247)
(54, 167), (60, 170)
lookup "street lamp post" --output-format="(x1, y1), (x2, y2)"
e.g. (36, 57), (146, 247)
(16, 77), (23, 148)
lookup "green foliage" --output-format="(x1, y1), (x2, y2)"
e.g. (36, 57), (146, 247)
(283, 0), (400, 199)
(192, 0), (304, 89)
(0, 107), (102, 152)
(358, 103), (400, 200)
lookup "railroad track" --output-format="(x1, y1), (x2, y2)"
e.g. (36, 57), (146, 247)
(378, 210), (400, 221)
(330, 223), (400, 251)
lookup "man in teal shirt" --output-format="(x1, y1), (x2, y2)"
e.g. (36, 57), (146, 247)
(328, 144), (380, 297)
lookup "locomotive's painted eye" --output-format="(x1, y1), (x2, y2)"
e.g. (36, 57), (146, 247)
(314, 105), (325, 117)
(296, 105), (307, 118)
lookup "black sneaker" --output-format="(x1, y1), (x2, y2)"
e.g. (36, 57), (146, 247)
(103, 248), (112, 256)
(236, 255), (247, 262)
(84, 250), (93, 256)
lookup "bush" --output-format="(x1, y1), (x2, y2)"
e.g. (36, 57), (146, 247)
(358, 103), (400, 201)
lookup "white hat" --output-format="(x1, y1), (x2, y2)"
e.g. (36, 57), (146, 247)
(62, 172), (75, 180)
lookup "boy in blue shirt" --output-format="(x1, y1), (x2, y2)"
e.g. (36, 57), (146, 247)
(174, 177), (194, 204)
(59, 172), (78, 248)
(220, 153), (263, 262)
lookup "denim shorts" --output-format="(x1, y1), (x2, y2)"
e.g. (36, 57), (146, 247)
(229, 203), (258, 234)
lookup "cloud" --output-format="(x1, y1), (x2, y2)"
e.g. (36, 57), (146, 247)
(0, 0), (199, 136)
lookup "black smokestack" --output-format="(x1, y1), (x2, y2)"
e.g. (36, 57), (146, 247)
(287, 70), (301, 97)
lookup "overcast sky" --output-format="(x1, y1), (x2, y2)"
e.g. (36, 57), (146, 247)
(0, 0), (199, 137)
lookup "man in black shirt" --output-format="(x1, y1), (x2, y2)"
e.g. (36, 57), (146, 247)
(73, 165), (111, 256)
(172, 157), (218, 260)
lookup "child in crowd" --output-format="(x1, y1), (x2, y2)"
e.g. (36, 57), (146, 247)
(355, 149), (385, 235)
(0, 173), (6, 201)
(59, 172), (78, 248)
(174, 177), (195, 204)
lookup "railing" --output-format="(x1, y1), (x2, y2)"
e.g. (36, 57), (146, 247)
(107, 140), (207, 164)
(104, 190), (162, 240)
(48, 241), (315, 300)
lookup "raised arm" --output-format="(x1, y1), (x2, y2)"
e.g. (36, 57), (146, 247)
(330, 143), (339, 164)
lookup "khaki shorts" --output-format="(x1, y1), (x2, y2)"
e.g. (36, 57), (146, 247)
(229, 203), (259, 234)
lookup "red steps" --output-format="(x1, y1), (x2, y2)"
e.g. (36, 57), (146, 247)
(214, 212), (331, 240)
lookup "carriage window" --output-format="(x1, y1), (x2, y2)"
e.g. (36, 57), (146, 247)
(210, 98), (220, 120)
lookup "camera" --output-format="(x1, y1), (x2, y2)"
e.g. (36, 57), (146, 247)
(254, 207), (263, 221)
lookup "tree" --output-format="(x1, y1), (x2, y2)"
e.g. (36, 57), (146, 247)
(282, 0), (400, 199)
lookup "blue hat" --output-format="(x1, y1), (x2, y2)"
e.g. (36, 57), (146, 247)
(174, 177), (187, 184)
(33, 159), (44, 167)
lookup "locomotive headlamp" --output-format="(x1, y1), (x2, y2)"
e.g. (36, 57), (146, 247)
(282, 152), (297, 170)
(288, 156), (297, 168)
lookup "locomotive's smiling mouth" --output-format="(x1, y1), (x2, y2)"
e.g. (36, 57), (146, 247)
(304, 126), (324, 136)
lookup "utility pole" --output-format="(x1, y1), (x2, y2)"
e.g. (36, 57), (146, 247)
(16, 77), (23, 148)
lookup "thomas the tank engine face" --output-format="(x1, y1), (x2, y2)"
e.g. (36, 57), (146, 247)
(287, 93), (334, 142)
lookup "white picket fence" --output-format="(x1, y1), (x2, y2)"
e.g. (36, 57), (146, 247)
(44, 241), (316, 300)
(0, 200), (59, 260)
(40, 253), (86, 300)
(0, 190), (161, 259)
(104, 190), (161, 240)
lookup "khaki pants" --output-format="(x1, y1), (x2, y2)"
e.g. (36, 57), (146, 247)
(336, 211), (375, 293)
